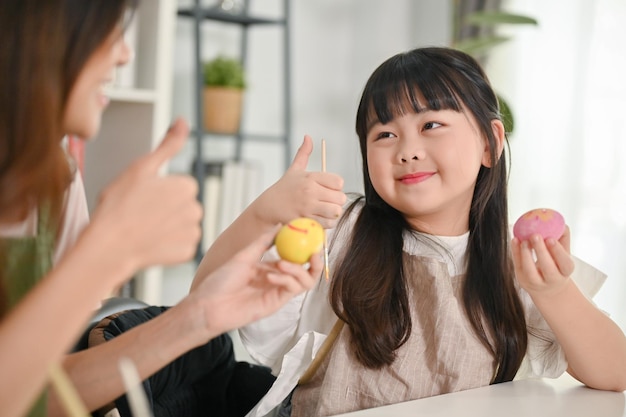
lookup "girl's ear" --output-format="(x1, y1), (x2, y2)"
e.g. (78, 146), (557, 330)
(482, 119), (505, 168)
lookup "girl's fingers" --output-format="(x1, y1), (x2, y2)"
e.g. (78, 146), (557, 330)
(515, 239), (537, 277)
(510, 237), (523, 272)
(288, 135), (313, 172)
(308, 205), (342, 228)
(558, 225), (571, 253)
(513, 234), (575, 297)
(530, 235), (576, 286)
(308, 171), (345, 193)
(545, 237), (575, 277)
(530, 235), (560, 281)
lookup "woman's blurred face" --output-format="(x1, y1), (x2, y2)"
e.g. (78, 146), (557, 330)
(63, 24), (132, 139)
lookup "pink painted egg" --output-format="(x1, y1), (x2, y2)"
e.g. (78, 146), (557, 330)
(513, 208), (565, 241)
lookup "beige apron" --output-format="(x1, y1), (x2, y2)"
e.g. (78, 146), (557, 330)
(292, 254), (496, 417)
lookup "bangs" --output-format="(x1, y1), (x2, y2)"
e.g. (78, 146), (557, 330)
(358, 51), (467, 134)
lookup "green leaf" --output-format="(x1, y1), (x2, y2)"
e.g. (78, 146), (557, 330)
(465, 11), (538, 26)
(497, 93), (514, 134)
(453, 35), (510, 56)
(203, 56), (246, 89)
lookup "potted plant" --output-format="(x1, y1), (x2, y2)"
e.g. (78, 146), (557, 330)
(451, 6), (538, 134)
(202, 55), (246, 134)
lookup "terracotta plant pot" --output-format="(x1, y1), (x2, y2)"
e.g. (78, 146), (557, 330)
(202, 87), (243, 134)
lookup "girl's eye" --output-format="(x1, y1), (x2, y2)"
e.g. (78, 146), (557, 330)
(376, 131), (396, 140)
(423, 121), (442, 130)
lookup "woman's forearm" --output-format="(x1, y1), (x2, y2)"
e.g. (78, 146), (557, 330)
(0, 234), (134, 417)
(49, 299), (210, 415)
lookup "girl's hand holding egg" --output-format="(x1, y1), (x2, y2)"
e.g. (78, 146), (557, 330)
(511, 208), (575, 297)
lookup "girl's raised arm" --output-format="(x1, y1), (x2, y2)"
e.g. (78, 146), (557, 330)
(192, 135), (345, 290)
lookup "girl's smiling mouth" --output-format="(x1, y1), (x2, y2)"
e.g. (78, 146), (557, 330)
(398, 172), (435, 184)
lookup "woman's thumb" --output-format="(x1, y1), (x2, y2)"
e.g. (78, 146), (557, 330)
(143, 118), (189, 174)
(235, 225), (281, 262)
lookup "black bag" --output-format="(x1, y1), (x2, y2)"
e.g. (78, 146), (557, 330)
(90, 306), (275, 417)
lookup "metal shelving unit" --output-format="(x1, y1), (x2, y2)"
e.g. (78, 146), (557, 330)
(177, 0), (292, 262)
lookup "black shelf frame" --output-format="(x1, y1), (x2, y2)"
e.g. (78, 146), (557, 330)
(178, 7), (286, 26)
(178, 0), (292, 263)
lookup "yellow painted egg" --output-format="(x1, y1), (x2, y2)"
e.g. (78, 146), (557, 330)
(275, 217), (325, 264)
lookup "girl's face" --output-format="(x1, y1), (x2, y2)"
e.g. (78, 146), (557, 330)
(366, 105), (493, 236)
(63, 25), (131, 139)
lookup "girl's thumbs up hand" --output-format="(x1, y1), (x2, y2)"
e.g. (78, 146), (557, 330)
(254, 135), (346, 229)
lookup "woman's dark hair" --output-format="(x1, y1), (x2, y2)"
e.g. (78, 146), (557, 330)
(0, 0), (138, 317)
(329, 47), (527, 383)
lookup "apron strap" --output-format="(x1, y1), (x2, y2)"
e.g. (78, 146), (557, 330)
(298, 318), (345, 385)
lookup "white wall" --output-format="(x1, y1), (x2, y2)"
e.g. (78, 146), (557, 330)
(165, 0), (452, 362)
(488, 0), (626, 330)
(166, 0), (625, 332)
(170, 0), (452, 194)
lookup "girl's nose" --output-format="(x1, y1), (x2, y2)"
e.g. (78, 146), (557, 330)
(396, 134), (426, 163)
(398, 145), (425, 163)
(400, 154), (419, 163)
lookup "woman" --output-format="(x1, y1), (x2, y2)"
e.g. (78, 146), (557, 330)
(0, 1), (322, 416)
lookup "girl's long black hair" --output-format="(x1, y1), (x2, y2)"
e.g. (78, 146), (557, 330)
(329, 47), (527, 383)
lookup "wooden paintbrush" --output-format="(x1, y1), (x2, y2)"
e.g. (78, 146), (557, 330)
(321, 139), (330, 281)
(119, 357), (154, 417)
(48, 362), (90, 417)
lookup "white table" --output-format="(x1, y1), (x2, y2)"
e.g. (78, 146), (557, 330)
(333, 374), (626, 417)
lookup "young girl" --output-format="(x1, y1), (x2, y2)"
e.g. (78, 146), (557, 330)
(196, 47), (626, 416)
(0, 1), (321, 416)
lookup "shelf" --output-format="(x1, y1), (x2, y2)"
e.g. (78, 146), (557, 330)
(190, 130), (286, 143)
(107, 87), (157, 104)
(181, 0), (291, 263)
(177, 7), (285, 26)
